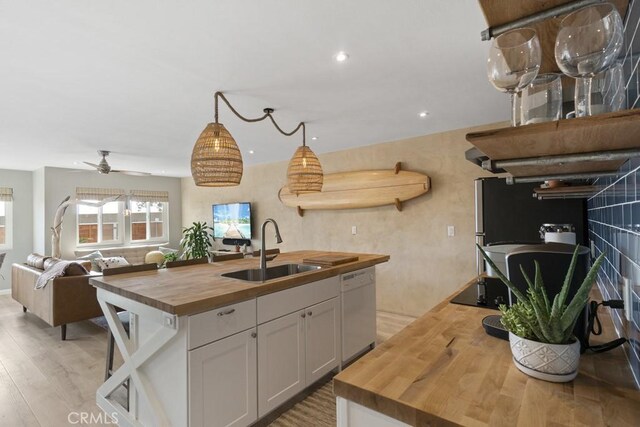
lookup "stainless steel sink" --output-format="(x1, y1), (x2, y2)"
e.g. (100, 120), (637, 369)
(222, 264), (321, 282)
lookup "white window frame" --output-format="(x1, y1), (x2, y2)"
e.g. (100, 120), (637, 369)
(0, 201), (13, 250)
(76, 201), (125, 247)
(129, 201), (169, 243)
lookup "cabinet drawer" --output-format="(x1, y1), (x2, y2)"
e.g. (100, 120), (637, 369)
(257, 276), (339, 324)
(188, 299), (257, 350)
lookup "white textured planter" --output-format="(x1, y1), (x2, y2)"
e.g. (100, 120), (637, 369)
(509, 332), (581, 382)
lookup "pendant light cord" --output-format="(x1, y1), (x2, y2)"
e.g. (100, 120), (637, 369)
(214, 91), (307, 146)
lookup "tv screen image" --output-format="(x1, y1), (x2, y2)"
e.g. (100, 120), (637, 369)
(212, 202), (252, 240)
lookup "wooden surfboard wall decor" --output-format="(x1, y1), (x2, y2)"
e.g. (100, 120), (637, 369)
(278, 162), (430, 217)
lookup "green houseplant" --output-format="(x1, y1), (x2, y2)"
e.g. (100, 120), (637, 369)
(180, 222), (213, 260)
(163, 252), (178, 265)
(477, 244), (605, 382)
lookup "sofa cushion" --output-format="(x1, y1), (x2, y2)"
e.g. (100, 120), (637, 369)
(75, 244), (164, 266)
(96, 256), (130, 270)
(75, 260), (93, 271)
(60, 262), (89, 276)
(77, 250), (103, 272)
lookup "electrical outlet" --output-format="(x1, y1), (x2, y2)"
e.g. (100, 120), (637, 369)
(351, 225), (357, 235)
(447, 225), (455, 237)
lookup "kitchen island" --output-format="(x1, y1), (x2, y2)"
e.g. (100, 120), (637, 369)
(334, 278), (640, 426)
(90, 250), (388, 427)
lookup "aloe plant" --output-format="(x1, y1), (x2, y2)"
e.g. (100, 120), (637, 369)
(477, 244), (605, 344)
(180, 221), (213, 260)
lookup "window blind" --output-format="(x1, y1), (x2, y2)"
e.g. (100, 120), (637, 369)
(129, 190), (169, 203)
(76, 187), (125, 201)
(0, 187), (13, 202)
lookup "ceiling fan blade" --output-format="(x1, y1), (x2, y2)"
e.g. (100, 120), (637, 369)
(111, 169), (152, 176)
(83, 161), (100, 169)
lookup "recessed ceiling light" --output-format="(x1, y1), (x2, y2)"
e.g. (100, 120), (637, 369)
(249, 150), (254, 154)
(161, 170), (166, 174)
(418, 111), (429, 118)
(73, 161), (79, 165)
(335, 51), (349, 62)
(311, 136), (318, 141)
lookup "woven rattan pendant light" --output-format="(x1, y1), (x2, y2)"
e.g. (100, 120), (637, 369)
(287, 143), (323, 194)
(191, 122), (243, 186)
(191, 92), (323, 191)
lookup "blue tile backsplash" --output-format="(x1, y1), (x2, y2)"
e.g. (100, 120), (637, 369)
(588, 159), (640, 387)
(584, 0), (640, 387)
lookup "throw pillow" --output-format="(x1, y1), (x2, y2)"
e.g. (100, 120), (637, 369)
(96, 256), (130, 271)
(159, 246), (179, 255)
(145, 251), (165, 266)
(26, 253), (51, 270)
(77, 250), (103, 271)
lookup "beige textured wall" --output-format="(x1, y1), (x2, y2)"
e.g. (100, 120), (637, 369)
(182, 124), (496, 317)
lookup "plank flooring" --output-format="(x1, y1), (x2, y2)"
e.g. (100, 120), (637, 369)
(0, 294), (415, 426)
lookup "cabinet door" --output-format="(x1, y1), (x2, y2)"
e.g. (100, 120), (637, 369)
(189, 328), (257, 427)
(257, 310), (305, 417)
(305, 297), (340, 384)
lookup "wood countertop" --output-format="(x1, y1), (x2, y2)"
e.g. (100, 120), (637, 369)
(333, 278), (640, 427)
(90, 250), (389, 316)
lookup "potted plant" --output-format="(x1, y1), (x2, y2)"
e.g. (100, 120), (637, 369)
(477, 244), (605, 382)
(180, 221), (213, 260)
(163, 252), (178, 266)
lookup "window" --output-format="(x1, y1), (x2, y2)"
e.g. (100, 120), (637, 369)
(0, 200), (13, 250)
(74, 187), (169, 247)
(77, 201), (124, 245)
(130, 201), (168, 242)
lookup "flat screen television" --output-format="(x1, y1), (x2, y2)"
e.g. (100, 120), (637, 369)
(212, 202), (252, 240)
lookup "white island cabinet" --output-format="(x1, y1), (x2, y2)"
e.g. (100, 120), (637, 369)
(188, 299), (258, 427)
(94, 268), (375, 427)
(257, 276), (340, 416)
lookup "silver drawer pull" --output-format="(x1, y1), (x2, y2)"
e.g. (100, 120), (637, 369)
(307, 311), (312, 316)
(251, 332), (257, 338)
(217, 308), (236, 317)
(301, 313), (306, 318)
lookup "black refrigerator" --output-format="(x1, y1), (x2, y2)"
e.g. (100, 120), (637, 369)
(475, 177), (587, 248)
(452, 177), (588, 309)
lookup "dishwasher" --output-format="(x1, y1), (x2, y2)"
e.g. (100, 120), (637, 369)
(341, 267), (376, 363)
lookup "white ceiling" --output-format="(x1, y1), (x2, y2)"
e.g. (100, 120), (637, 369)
(0, 0), (506, 177)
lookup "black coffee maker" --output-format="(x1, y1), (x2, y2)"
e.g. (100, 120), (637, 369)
(505, 243), (590, 350)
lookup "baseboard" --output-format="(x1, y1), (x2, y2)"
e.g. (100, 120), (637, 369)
(0, 289), (11, 295)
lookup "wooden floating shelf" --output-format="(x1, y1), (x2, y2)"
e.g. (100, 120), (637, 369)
(465, 109), (640, 178)
(278, 162), (430, 217)
(478, 0), (629, 74)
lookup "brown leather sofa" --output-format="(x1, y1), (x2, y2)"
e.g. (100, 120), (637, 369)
(11, 244), (171, 340)
(12, 263), (102, 340)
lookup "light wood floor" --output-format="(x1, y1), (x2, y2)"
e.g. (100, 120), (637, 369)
(0, 294), (415, 426)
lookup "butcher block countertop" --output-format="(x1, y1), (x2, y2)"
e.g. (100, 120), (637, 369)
(90, 250), (389, 316)
(333, 278), (640, 427)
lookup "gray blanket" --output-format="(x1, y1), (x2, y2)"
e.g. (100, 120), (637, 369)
(35, 261), (88, 289)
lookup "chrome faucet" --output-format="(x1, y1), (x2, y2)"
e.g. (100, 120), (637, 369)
(260, 218), (283, 280)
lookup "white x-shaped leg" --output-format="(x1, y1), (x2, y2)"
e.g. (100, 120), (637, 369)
(96, 288), (178, 427)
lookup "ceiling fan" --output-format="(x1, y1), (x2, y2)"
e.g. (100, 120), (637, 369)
(83, 150), (151, 176)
